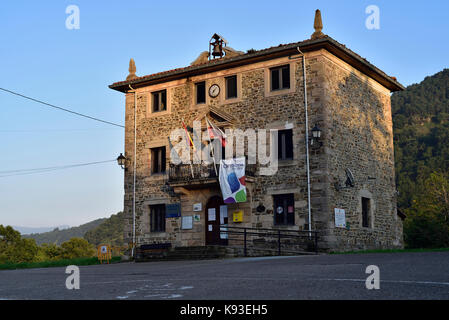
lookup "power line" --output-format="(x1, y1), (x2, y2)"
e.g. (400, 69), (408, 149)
(0, 128), (119, 133)
(0, 159), (117, 178)
(0, 87), (125, 128)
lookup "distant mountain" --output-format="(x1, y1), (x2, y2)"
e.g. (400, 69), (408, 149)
(84, 212), (124, 247)
(23, 219), (106, 245)
(13, 225), (70, 235)
(392, 68), (449, 208)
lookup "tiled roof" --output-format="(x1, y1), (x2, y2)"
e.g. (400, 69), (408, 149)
(109, 36), (404, 92)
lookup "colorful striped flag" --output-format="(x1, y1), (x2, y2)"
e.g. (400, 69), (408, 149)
(181, 119), (196, 151)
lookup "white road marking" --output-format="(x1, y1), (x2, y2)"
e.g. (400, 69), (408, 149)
(165, 294), (182, 299)
(314, 278), (449, 286)
(143, 294), (164, 298)
(116, 296), (128, 299)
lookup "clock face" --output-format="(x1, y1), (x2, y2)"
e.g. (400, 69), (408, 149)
(209, 84), (220, 98)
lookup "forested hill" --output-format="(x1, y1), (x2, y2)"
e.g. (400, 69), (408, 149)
(84, 211), (124, 247)
(23, 218), (106, 245)
(392, 68), (449, 209)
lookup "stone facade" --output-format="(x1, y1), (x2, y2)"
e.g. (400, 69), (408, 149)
(113, 39), (404, 253)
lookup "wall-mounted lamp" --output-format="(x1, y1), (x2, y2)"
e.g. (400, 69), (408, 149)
(310, 124), (322, 147)
(116, 153), (127, 170)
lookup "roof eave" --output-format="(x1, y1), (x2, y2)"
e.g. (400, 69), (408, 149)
(109, 37), (404, 93)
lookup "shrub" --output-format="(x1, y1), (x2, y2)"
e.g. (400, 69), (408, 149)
(60, 238), (95, 259)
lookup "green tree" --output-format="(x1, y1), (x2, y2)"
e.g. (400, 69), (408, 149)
(60, 238), (95, 259)
(0, 225), (38, 263)
(404, 172), (449, 248)
(39, 243), (64, 261)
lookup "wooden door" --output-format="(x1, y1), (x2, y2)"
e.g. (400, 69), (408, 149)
(205, 196), (228, 245)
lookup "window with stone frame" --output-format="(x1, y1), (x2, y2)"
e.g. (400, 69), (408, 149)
(152, 89), (167, 112)
(273, 194), (295, 225)
(270, 65), (290, 91)
(225, 75), (238, 99)
(362, 197), (371, 228)
(151, 146), (166, 174)
(196, 81), (206, 104)
(150, 204), (166, 232)
(278, 129), (293, 160)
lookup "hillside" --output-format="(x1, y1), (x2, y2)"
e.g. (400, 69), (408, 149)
(84, 211), (124, 247)
(13, 225), (70, 235)
(392, 68), (449, 209)
(23, 218), (106, 245)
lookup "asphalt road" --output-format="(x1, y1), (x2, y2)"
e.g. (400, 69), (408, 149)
(1, 252), (449, 300)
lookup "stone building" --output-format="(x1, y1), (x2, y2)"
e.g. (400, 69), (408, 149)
(109, 10), (404, 253)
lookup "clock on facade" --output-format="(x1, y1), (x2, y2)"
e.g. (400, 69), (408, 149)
(209, 84), (220, 98)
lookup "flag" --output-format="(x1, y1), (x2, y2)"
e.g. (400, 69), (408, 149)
(205, 116), (226, 147)
(219, 157), (247, 203)
(181, 119), (195, 151)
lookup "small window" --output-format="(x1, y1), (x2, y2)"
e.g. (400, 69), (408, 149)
(278, 129), (293, 160)
(152, 90), (167, 112)
(150, 204), (165, 232)
(196, 81), (206, 104)
(226, 75), (237, 99)
(274, 194), (295, 225)
(151, 147), (166, 174)
(270, 65), (290, 91)
(362, 197), (371, 228)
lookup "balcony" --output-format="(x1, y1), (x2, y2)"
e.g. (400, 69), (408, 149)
(168, 163), (256, 188)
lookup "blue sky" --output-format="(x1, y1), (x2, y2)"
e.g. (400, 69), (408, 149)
(1, 0), (448, 228)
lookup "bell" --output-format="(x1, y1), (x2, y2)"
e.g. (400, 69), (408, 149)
(212, 42), (222, 58)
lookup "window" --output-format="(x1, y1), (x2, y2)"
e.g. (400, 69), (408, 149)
(362, 197), (371, 228)
(225, 75), (237, 99)
(196, 81), (206, 104)
(150, 204), (166, 232)
(151, 147), (166, 174)
(152, 90), (167, 112)
(270, 65), (290, 91)
(274, 194), (295, 225)
(278, 129), (293, 160)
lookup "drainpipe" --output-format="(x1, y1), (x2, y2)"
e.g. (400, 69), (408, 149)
(297, 48), (312, 238)
(129, 84), (137, 258)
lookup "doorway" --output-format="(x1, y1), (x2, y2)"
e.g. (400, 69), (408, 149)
(205, 196), (228, 245)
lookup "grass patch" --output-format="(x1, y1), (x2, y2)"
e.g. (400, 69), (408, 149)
(330, 247), (449, 255)
(0, 256), (121, 270)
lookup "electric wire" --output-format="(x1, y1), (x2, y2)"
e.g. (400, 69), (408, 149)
(0, 87), (125, 128)
(0, 159), (116, 178)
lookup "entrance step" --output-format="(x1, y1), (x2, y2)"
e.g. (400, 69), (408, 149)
(135, 244), (313, 262)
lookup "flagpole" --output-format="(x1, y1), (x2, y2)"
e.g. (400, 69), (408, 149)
(205, 116), (218, 176)
(182, 118), (195, 178)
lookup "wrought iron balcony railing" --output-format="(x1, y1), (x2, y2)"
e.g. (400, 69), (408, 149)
(168, 163), (256, 184)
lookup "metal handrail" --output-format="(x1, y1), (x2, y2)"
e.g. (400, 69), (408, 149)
(219, 224), (319, 256)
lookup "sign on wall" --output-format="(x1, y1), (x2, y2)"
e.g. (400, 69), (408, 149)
(181, 216), (193, 229)
(220, 205), (228, 224)
(165, 203), (181, 218)
(334, 208), (346, 228)
(193, 203), (202, 211)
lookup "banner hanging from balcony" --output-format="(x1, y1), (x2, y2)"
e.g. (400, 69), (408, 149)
(219, 157), (247, 203)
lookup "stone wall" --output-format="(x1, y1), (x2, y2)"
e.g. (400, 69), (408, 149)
(318, 52), (403, 251)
